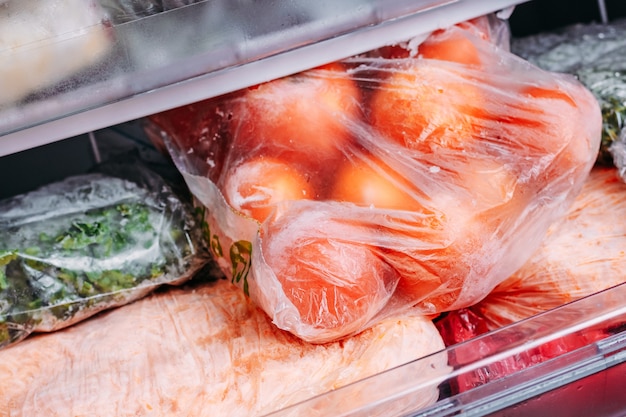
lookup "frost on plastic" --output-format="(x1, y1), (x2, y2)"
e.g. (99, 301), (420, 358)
(99, 0), (202, 23)
(150, 16), (602, 343)
(0, 161), (209, 349)
(0, 0), (113, 108)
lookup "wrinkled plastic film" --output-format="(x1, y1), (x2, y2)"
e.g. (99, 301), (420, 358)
(0, 161), (209, 349)
(150, 16), (602, 343)
(512, 18), (626, 168)
(459, 167), (626, 329)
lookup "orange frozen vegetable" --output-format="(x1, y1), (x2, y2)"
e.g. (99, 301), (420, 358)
(521, 84), (593, 174)
(379, 201), (476, 314)
(259, 208), (396, 343)
(330, 157), (424, 212)
(481, 81), (600, 188)
(230, 63), (361, 166)
(417, 30), (482, 67)
(366, 155), (530, 314)
(369, 61), (485, 153)
(220, 156), (316, 223)
(271, 237), (392, 333)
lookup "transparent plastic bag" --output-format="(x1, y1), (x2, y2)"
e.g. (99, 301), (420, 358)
(446, 167), (626, 330)
(512, 18), (626, 167)
(150, 17), (602, 343)
(0, 159), (209, 349)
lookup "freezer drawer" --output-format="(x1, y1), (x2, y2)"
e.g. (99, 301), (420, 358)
(0, 0), (624, 416)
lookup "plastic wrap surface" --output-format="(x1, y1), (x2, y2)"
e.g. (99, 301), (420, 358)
(150, 17), (602, 343)
(444, 167), (626, 329)
(0, 161), (208, 349)
(512, 18), (626, 169)
(0, 278), (448, 417)
(435, 167), (626, 394)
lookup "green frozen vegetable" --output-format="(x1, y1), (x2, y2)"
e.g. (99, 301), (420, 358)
(0, 164), (208, 349)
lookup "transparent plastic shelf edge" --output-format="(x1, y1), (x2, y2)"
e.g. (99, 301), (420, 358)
(0, 0), (529, 157)
(261, 282), (626, 417)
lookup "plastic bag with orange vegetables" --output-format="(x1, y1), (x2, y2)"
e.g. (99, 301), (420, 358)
(147, 16), (602, 343)
(454, 167), (626, 330)
(434, 169), (626, 394)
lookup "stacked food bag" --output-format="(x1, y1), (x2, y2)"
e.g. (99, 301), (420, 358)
(0, 278), (449, 417)
(149, 16), (602, 343)
(0, 157), (209, 348)
(0, 140), (450, 417)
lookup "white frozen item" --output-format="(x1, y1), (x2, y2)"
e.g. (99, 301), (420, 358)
(0, 0), (112, 107)
(0, 279), (448, 417)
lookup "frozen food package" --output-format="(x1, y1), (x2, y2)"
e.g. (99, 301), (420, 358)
(0, 159), (209, 349)
(0, 0), (113, 107)
(0, 278), (449, 417)
(512, 18), (626, 168)
(441, 167), (626, 330)
(149, 17), (602, 343)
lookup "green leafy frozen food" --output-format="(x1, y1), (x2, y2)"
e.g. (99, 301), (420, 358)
(0, 164), (208, 349)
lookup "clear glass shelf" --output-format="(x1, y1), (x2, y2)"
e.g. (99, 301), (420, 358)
(0, 0), (525, 157)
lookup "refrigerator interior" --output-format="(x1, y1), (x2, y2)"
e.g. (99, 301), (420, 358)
(1, 0), (625, 416)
